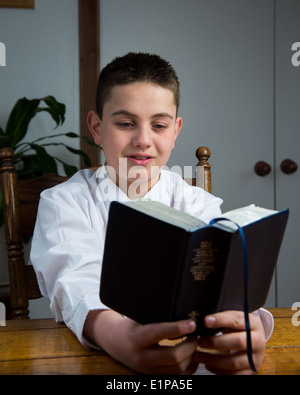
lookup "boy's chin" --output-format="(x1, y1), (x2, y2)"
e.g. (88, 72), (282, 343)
(126, 176), (157, 189)
(121, 174), (161, 198)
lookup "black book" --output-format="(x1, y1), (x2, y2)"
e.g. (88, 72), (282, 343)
(100, 201), (289, 335)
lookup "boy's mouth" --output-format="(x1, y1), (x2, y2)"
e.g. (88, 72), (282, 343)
(127, 155), (154, 165)
(130, 155), (152, 160)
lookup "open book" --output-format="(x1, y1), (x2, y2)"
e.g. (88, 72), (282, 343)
(100, 201), (289, 335)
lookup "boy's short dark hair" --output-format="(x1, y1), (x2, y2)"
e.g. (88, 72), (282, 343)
(96, 52), (180, 119)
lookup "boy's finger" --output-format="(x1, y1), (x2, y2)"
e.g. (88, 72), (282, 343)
(203, 311), (261, 331)
(194, 350), (256, 375)
(147, 337), (198, 368)
(137, 320), (196, 347)
(198, 331), (247, 350)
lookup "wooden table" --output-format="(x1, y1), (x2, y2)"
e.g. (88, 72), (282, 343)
(258, 308), (300, 375)
(0, 308), (299, 375)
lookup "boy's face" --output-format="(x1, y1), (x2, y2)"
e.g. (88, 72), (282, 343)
(88, 82), (183, 197)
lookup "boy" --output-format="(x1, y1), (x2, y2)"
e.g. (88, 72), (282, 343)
(31, 52), (271, 375)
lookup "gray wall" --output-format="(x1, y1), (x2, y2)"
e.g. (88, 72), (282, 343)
(100, 0), (275, 211)
(0, 0), (80, 168)
(0, 0), (79, 318)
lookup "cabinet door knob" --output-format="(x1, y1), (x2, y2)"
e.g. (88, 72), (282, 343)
(280, 159), (298, 174)
(254, 161), (272, 176)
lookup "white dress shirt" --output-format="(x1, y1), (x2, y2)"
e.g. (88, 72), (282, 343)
(30, 166), (273, 347)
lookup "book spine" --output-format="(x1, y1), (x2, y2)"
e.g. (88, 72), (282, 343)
(169, 230), (191, 322)
(173, 227), (232, 335)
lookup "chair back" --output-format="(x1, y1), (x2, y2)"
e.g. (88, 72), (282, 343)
(0, 147), (69, 319)
(193, 146), (211, 192)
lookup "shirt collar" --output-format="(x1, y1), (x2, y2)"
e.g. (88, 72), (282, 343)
(95, 165), (171, 204)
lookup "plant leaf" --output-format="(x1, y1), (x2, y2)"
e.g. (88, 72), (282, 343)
(37, 141), (92, 168)
(0, 135), (12, 149)
(81, 135), (100, 147)
(5, 98), (40, 148)
(4, 96), (66, 148)
(65, 132), (80, 138)
(19, 132), (75, 147)
(55, 157), (78, 176)
(19, 154), (45, 178)
(43, 95), (65, 125)
(62, 162), (78, 176)
(65, 145), (92, 167)
(28, 144), (58, 174)
(36, 96), (65, 128)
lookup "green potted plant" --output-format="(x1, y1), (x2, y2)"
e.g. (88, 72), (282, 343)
(0, 95), (97, 225)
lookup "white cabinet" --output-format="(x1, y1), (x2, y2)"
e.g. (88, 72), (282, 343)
(274, 0), (300, 307)
(195, 0), (300, 307)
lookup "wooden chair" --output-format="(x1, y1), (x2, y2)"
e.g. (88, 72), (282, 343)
(0, 148), (69, 319)
(0, 146), (212, 319)
(194, 146), (211, 193)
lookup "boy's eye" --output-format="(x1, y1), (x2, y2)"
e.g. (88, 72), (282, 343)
(117, 122), (134, 128)
(153, 124), (167, 130)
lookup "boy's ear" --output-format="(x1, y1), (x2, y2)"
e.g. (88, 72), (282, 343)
(172, 116), (183, 148)
(87, 111), (102, 145)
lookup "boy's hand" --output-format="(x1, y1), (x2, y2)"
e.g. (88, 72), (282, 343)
(84, 310), (198, 375)
(121, 318), (199, 374)
(195, 311), (266, 375)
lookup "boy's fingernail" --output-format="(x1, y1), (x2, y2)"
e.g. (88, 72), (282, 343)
(187, 320), (197, 332)
(205, 316), (216, 327)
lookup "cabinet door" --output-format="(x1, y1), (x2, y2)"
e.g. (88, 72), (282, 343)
(275, 0), (300, 307)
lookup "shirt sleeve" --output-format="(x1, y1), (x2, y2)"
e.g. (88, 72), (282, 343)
(30, 186), (108, 348)
(169, 172), (223, 224)
(255, 308), (274, 342)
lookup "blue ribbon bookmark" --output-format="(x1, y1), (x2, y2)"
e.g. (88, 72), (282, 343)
(209, 218), (257, 373)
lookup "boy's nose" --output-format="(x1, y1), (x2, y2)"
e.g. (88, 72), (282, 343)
(132, 127), (152, 148)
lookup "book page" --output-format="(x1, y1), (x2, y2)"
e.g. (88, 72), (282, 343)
(124, 200), (206, 230)
(122, 201), (278, 232)
(221, 204), (278, 228)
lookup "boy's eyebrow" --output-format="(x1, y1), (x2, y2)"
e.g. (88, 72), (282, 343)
(111, 110), (174, 120)
(151, 112), (174, 120)
(111, 110), (137, 118)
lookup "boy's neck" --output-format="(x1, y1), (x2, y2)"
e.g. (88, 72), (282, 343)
(105, 164), (161, 200)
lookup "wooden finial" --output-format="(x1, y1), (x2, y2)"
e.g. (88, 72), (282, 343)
(195, 146), (211, 193)
(0, 147), (15, 170)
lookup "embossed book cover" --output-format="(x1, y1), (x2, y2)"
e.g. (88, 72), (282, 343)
(100, 201), (288, 335)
